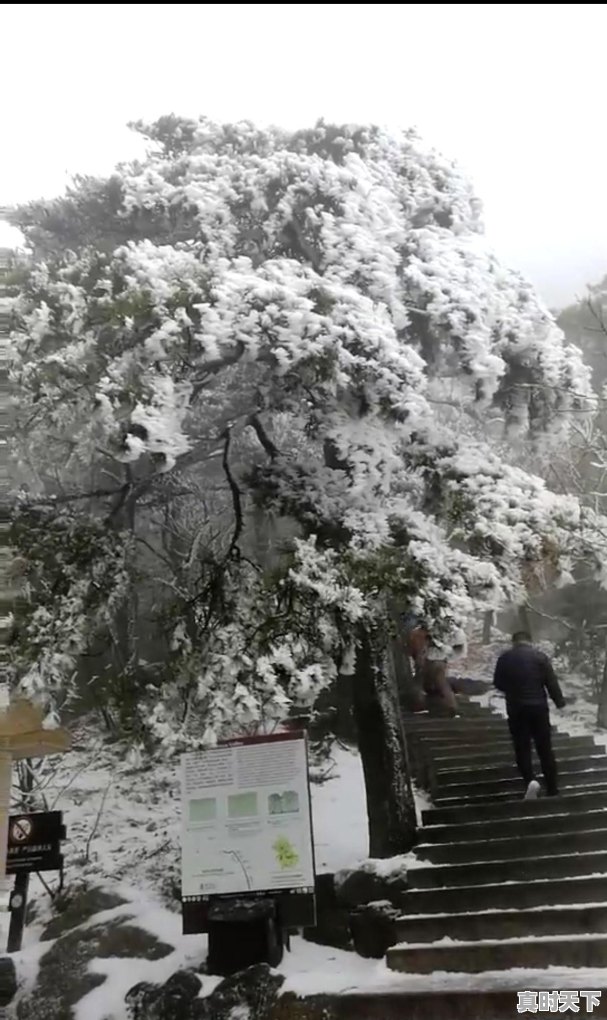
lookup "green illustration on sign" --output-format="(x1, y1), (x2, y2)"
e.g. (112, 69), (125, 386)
(189, 797), (217, 822)
(273, 835), (299, 869)
(228, 792), (258, 818)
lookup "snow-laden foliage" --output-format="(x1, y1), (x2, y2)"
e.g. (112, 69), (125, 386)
(9, 117), (603, 746)
(9, 501), (131, 706)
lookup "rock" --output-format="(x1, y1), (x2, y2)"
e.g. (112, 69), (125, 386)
(0, 957), (17, 1007)
(40, 885), (129, 941)
(164, 971), (202, 1000)
(126, 963), (283, 1020)
(125, 982), (158, 1020)
(383, 873), (410, 905)
(207, 963), (284, 1020)
(349, 900), (400, 958)
(302, 905), (352, 951)
(125, 970), (203, 1020)
(335, 867), (408, 909)
(17, 918), (174, 1020)
(301, 873), (351, 950)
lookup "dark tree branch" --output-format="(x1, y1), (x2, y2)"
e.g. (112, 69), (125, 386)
(248, 414), (279, 459)
(222, 427), (244, 559)
(190, 341), (247, 400)
(18, 485), (128, 507)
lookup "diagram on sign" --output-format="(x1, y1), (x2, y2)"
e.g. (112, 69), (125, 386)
(222, 848), (252, 888)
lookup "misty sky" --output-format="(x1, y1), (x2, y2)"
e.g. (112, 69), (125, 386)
(2, 3), (606, 309)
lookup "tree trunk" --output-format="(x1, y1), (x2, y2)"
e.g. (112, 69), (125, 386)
(518, 604), (533, 639)
(352, 627), (417, 857)
(597, 641), (607, 729)
(482, 610), (494, 645)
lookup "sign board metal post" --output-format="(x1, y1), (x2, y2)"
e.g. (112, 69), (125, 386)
(7, 874), (27, 954)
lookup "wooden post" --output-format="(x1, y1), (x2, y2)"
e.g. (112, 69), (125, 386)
(0, 698), (70, 952)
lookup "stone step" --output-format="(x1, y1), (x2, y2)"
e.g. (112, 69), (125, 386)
(448, 679), (490, 695)
(405, 700), (490, 716)
(406, 705), (506, 722)
(430, 735), (598, 761)
(386, 933), (607, 974)
(435, 754), (607, 785)
(434, 769), (607, 803)
(395, 903), (607, 944)
(414, 734), (575, 758)
(405, 719), (509, 734)
(416, 825), (607, 864)
(408, 848), (607, 889)
(398, 874), (607, 914)
(245, 989), (607, 1020)
(423, 787), (607, 826)
(420, 807), (607, 844)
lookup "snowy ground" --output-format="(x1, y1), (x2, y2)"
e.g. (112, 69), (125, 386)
(19, 889), (607, 1020)
(10, 644), (607, 1017)
(10, 736), (437, 1018)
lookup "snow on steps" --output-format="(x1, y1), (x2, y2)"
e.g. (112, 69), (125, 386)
(420, 807), (607, 843)
(388, 696), (607, 977)
(424, 786), (607, 823)
(387, 932), (607, 974)
(396, 903), (607, 944)
(430, 735), (597, 762)
(417, 824), (607, 863)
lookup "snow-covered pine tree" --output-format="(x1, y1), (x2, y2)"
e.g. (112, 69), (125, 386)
(8, 118), (607, 853)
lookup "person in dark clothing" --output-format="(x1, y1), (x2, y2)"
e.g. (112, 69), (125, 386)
(493, 631), (566, 798)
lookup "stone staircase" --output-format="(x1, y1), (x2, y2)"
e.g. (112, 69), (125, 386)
(387, 695), (607, 976)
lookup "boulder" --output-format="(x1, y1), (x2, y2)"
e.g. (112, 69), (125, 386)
(207, 963), (284, 1020)
(16, 918), (174, 1020)
(125, 970), (203, 1020)
(126, 963), (284, 1020)
(335, 867), (408, 909)
(302, 873), (351, 951)
(302, 906), (352, 951)
(41, 885), (128, 941)
(349, 900), (400, 958)
(0, 956), (17, 1008)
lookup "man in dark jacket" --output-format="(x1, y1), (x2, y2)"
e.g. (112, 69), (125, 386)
(493, 631), (565, 798)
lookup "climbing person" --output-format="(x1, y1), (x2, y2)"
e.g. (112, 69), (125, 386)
(422, 657), (458, 718)
(403, 615), (458, 717)
(493, 631), (566, 799)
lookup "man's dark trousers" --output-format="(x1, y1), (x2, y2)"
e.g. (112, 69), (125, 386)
(507, 704), (558, 796)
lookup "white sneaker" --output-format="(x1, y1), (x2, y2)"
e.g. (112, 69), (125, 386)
(524, 779), (541, 800)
